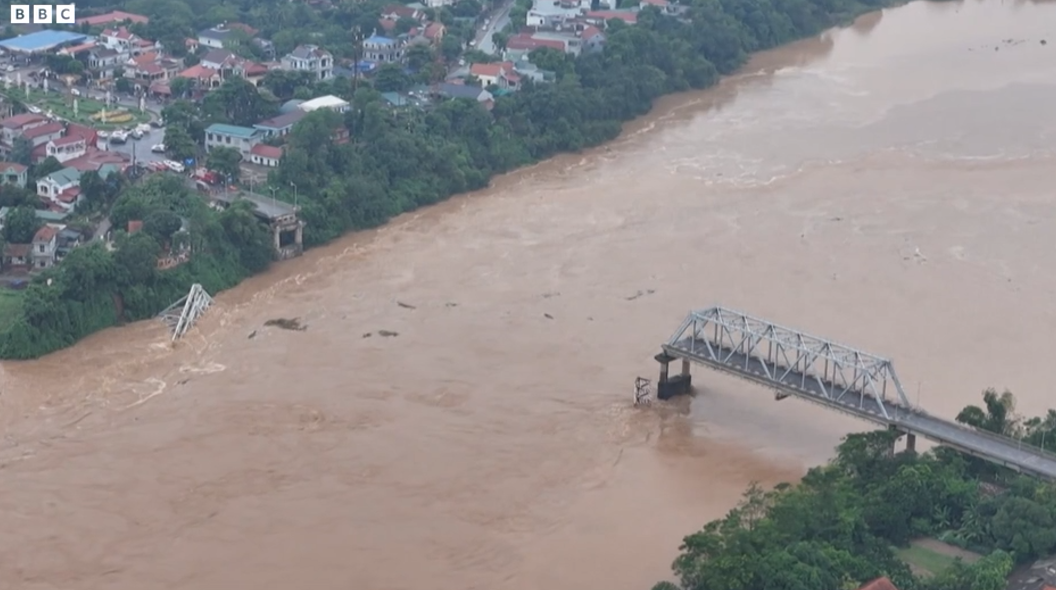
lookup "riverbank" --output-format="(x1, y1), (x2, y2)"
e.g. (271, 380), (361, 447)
(0, 0), (906, 359)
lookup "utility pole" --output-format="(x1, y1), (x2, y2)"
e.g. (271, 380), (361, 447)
(290, 181), (298, 211)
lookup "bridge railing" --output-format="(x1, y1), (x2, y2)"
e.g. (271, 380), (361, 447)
(897, 412), (1056, 461)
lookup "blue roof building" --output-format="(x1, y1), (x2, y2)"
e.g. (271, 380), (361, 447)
(0, 30), (89, 54)
(204, 123), (263, 157)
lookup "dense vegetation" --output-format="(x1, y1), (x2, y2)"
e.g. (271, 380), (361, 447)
(1, 0), (903, 357)
(653, 391), (1056, 590)
(0, 175), (273, 358)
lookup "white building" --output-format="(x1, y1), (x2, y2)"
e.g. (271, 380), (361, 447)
(280, 45), (333, 81)
(297, 95), (350, 114)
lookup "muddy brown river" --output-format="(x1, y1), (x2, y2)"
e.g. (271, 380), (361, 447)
(3, 2), (1056, 588)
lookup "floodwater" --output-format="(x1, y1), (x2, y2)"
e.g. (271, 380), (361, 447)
(2, 1), (1056, 588)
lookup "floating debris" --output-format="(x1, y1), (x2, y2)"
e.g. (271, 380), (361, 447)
(625, 289), (656, 301)
(265, 318), (307, 331)
(396, 301), (416, 310)
(362, 332), (372, 338)
(378, 330), (399, 337)
(247, 330), (257, 339)
(542, 291), (560, 299)
(543, 313), (554, 320)
(445, 302), (458, 308)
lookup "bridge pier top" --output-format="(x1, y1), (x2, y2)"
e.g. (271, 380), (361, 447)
(655, 352), (691, 400)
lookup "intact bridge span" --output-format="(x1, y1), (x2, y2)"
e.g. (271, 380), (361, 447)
(654, 306), (1056, 481)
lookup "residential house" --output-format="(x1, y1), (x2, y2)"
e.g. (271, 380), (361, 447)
(45, 134), (88, 163)
(31, 225), (60, 270)
(64, 150), (129, 174)
(249, 144), (283, 167)
(1, 244), (30, 269)
(204, 123), (262, 157)
(99, 27), (138, 54)
(23, 121), (65, 148)
(55, 227), (83, 260)
(0, 207), (70, 231)
(413, 84), (494, 109)
(281, 45), (333, 81)
(526, 0), (588, 27)
(470, 62), (521, 91)
(197, 24), (239, 49)
(503, 33), (568, 61)
(199, 49), (269, 85)
(177, 64), (224, 89)
(297, 95), (350, 113)
(582, 10), (638, 25)
(124, 52), (180, 85)
(0, 162), (28, 187)
(380, 5), (428, 22)
(507, 60), (556, 84)
(37, 167), (83, 211)
(362, 35), (406, 63)
(87, 47), (124, 77)
(253, 110), (306, 139)
(1, 113), (48, 149)
(423, 22), (446, 45)
(76, 10), (149, 27)
(855, 578), (899, 590)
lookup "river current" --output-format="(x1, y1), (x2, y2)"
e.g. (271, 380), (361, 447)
(2, 1), (1055, 588)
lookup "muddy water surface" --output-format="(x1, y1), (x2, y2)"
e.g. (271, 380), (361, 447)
(2, 2), (1056, 588)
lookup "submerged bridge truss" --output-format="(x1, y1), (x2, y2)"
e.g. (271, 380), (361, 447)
(158, 283), (213, 342)
(657, 306), (1056, 481)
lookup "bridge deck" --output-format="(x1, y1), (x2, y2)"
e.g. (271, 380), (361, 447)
(664, 337), (1056, 480)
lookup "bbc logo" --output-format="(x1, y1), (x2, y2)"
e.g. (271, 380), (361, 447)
(10, 5), (77, 24)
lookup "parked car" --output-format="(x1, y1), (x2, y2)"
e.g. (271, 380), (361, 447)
(163, 160), (185, 173)
(151, 143), (165, 153)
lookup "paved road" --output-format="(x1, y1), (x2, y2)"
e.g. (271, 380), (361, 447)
(476, 0), (515, 55)
(98, 127), (167, 165)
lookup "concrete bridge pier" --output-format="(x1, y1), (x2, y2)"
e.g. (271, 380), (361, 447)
(655, 352), (692, 400)
(886, 425), (917, 455)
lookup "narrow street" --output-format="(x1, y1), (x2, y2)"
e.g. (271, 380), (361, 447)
(476, 0), (516, 55)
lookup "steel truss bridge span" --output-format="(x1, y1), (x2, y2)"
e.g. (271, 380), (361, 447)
(659, 306), (1056, 481)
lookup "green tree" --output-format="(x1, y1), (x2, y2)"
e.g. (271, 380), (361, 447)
(10, 137), (32, 167)
(374, 63), (412, 92)
(164, 125), (197, 162)
(1, 206), (41, 243)
(206, 146), (243, 181)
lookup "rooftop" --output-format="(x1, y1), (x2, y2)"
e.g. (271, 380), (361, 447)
(206, 123), (261, 139)
(33, 225), (59, 243)
(1, 113), (46, 129)
(76, 11), (149, 26)
(254, 110), (306, 130)
(250, 144), (283, 159)
(0, 30), (90, 53)
(856, 578), (900, 590)
(23, 122), (65, 140)
(43, 167), (82, 186)
(298, 95), (350, 111)
(364, 34), (398, 46)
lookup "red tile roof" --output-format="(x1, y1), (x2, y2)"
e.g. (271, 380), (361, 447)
(102, 26), (134, 40)
(128, 220), (143, 234)
(1, 113), (46, 129)
(582, 25), (603, 39)
(76, 10), (149, 26)
(424, 22), (445, 40)
(51, 135), (85, 147)
(3, 243), (30, 258)
(23, 122), (65, 140)
(506, 34), (565, 51)
(586, 10), (638, 23)
(178, 64), (219, 80)
(57, 186), (81, 204)
(857, 577), (900, 590)
(0, 161), (27, 173)
(250, 144), (283, 159)
(34, 225), (59, 242)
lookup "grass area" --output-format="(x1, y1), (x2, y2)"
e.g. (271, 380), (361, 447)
(0, 86), (150, 129)
(896, 538), (980, 577)
(0, 289), (23, 332)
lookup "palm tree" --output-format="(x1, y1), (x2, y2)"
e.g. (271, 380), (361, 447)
(955, 388), (1019, 435)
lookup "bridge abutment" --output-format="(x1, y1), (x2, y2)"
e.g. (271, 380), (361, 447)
(906, 433), (916, 454)
(655, 352), (692, 400)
